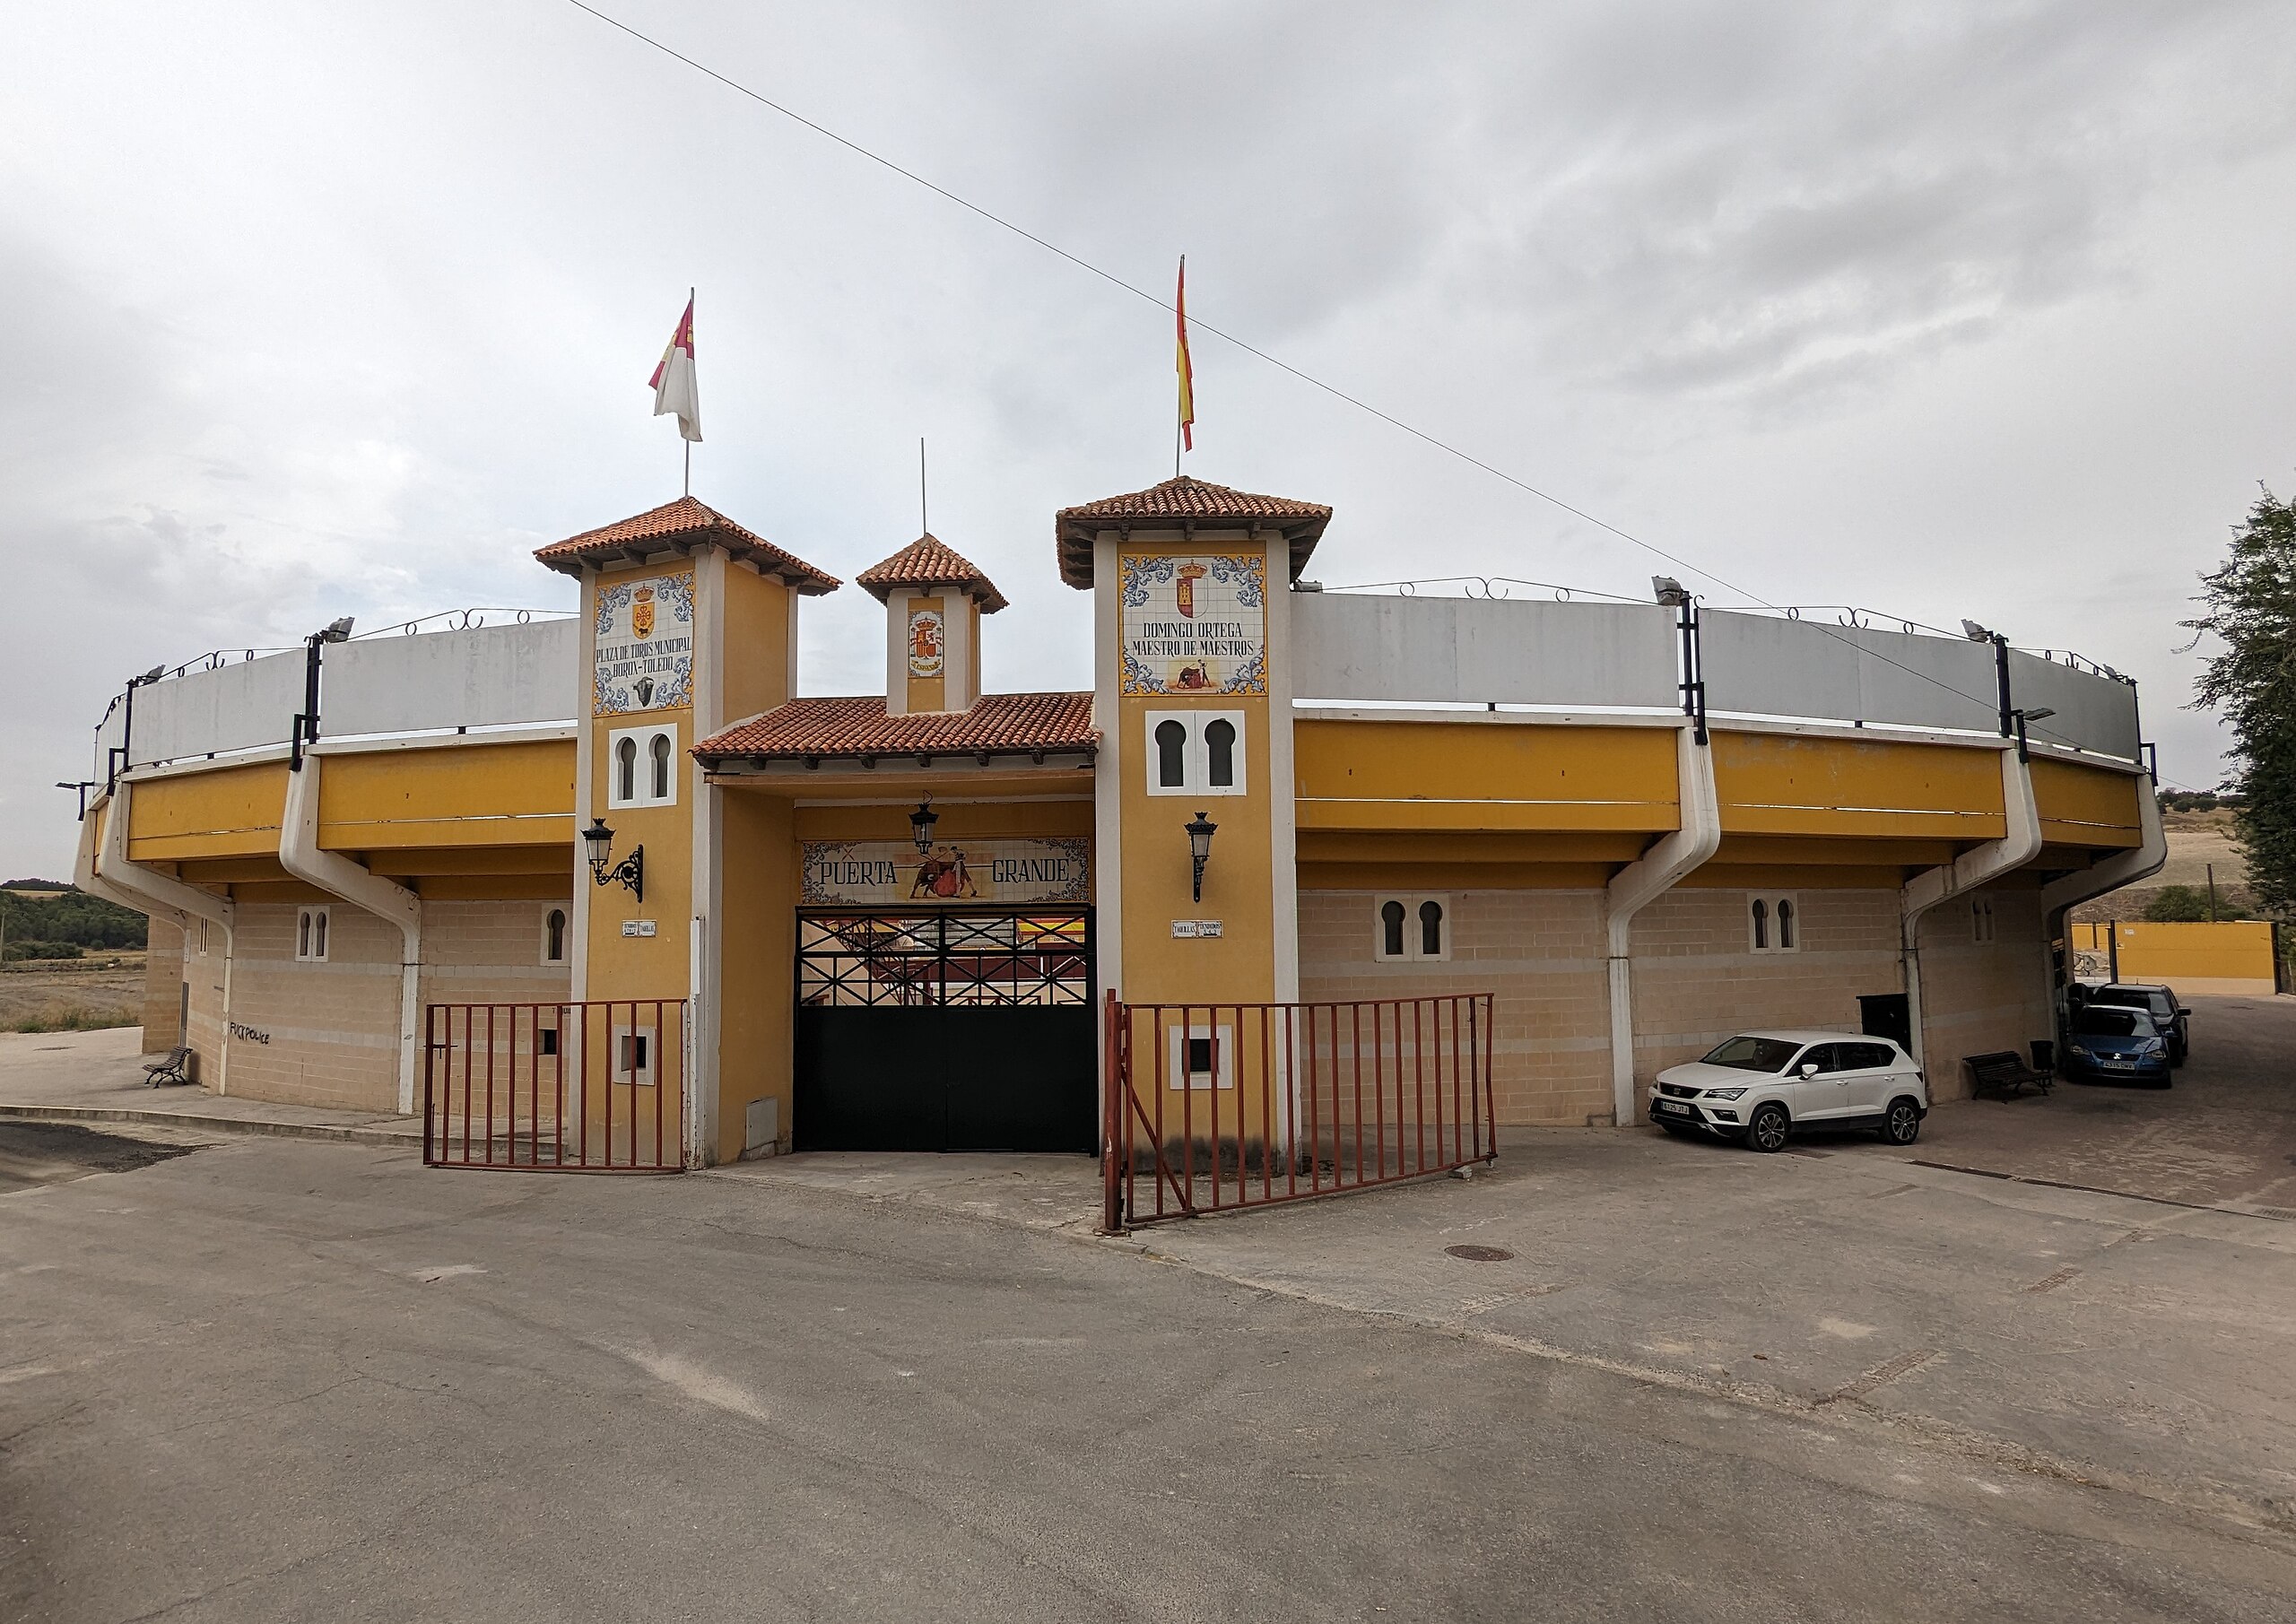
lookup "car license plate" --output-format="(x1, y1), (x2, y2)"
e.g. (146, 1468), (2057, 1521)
(2103, 1059), (2135, 1070)
(1657, 1100), (1691, 1115)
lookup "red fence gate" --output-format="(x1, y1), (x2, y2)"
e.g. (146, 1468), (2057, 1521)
(1102, 993), (1496, 1229)
(423, 1000), (687, 1172)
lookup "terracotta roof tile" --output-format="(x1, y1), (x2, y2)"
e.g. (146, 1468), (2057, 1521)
(1054, 475), (1331, 588)
(535, 496), (840, 593)
(853, 534), (1009, 612)
(693, 691), (1096, 762)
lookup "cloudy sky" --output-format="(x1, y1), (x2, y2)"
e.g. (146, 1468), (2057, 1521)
(6, 0), (2293, 878)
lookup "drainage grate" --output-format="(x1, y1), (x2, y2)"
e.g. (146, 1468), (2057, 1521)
(1445, 1244), (1516, 1263)
(2257, 1207), (2296, 1221)
(2023, 1265), (2083, 1295)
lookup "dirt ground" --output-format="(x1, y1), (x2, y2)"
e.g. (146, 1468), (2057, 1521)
(0, 955), (144, 1030)
(2072, 808), (2252, 922)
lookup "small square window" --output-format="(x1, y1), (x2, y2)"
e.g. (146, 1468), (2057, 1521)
(1166, 1022), (1235, 1090)
(610, 1024), (658, 1088)
(1372, 896), (1450, 962)
(538, 1027), (560, 1058)
(295, 905), (330, 963)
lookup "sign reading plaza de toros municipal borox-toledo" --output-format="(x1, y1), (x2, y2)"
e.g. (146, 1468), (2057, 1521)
(1119, 553), (1266, 696)
(594, 570), (696, 715)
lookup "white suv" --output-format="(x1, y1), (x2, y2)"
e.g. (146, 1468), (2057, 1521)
(1649, 1029), (1926, 1152)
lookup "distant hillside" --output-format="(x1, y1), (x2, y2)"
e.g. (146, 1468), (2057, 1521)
(0, 884), (148, 959)
(2070, 808), (2257, 923)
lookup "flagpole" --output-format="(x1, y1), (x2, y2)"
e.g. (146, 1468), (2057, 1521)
(684, 286), (694, 496)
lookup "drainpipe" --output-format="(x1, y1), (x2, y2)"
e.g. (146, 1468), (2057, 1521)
(80, 781), (239, 1091)
(279, 751), (424, 1115)
(1605, 721), (1721, 1126)
(1900, 744), (2041, 1070)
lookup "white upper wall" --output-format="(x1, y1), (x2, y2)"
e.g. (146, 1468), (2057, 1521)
(1292, 591), (2142, 761)
(1292, 594), (1681, 711)
(102, 619), (578, 770)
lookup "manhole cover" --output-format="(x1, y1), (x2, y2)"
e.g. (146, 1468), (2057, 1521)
(1444, 1244), (1515, 1263)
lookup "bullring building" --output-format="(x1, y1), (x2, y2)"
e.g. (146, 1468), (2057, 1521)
(78, 477), (2163, 1167)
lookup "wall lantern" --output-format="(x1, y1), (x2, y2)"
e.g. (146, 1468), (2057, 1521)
(1185, 810), (1218, 904)
(582, 816), (645, 902)
(909, 795), (940, 855)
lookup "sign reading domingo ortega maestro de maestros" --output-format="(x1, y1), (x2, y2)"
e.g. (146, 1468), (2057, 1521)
(594, 571), (696, 715)
(1119, 553), (1266, 696)
(802, 838), (1092, 906)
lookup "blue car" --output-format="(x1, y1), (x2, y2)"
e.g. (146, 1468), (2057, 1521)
(2063, 1005), (2173, 1087)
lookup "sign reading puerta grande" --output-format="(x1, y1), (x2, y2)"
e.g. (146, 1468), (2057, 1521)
(594, 572), (696, 715)
(1119, 553), (1266, 696)
(801, 838), (1091, 906)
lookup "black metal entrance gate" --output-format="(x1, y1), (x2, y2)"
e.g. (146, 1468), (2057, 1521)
(794, 908), (1096, 1153)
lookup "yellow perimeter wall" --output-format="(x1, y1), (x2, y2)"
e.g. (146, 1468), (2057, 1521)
(2071, 920), (2279, 989)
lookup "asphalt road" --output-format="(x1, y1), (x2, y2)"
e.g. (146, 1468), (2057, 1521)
(4, 1133), (2293, 1622)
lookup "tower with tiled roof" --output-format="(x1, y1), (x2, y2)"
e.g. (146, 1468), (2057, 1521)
(1057, 474), (1330, 1108)
(855, 534), (1006, 716)
(535, 496), (842, 1164)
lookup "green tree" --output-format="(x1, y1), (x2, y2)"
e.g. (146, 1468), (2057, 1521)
(2141, 884), (2240, 922)
(2185, 486), (2296, 917)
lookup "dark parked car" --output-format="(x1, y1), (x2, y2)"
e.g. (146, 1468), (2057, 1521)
(2085, 983), (2188, 1064)
(2063, 1005), (2173, 1086)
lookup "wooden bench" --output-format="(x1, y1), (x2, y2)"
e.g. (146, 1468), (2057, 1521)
(141, 1046), (195, 1088)
(1963, 1050), (2049, 1100)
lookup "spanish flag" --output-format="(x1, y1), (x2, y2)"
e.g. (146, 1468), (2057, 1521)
(649, 294), (701, 443)
(1175, 256), (1195, 453)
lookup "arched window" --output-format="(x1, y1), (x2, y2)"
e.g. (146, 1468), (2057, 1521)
(1419, 899), (1445, 959)
(1205, 718), (1236, 788)
(650, 732), (673, 801)
(544, 908), (568, 965)
(1776, 897), (1796, 951)
(1155, 719), (1188, 788)
(616, 736), (638, 803)
(1380, 899), (1406, 959)
(1751, 898), (1769, 951)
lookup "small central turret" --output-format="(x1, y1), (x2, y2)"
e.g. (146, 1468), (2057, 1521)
(855, 534), (1008, 716)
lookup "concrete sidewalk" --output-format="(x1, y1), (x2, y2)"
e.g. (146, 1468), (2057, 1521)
(0, 1027), (421, 1146)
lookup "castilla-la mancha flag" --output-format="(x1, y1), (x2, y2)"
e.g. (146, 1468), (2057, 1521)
(649, 296), (701, 442)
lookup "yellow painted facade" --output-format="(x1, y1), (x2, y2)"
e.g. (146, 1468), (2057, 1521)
(1295, 720), (1678, 833)
(126, 761), (288, 862)
(318, 740), (574, 851)
(2071, 919), (2278, 988)
(1715, 732), (2005, 841)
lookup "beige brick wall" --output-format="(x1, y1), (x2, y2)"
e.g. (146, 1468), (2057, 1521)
(1299, 890), (1614, 1127)
(1300, 883), (1970, 1128)
(183, 916), (229, 1090)
(1629, 888), (1904, 1090)
(179, 895), (576, 1115)
(416, 899), (576, 1013)
(1913, 887), (2053, 1100)
(142, 917), (184, 1053)
(222, 903), (404, 1112)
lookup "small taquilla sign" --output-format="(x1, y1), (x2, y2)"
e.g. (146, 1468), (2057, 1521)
(594, 570), (695, 715)
(802, 838), (1091, 906)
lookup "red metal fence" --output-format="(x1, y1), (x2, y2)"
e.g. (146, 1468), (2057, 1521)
(1101, 993), (1496, 1229)
(423, 1000), (687, 1172)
